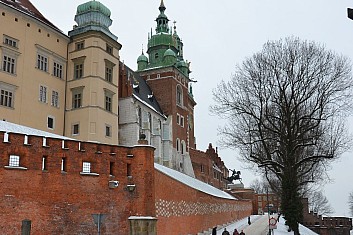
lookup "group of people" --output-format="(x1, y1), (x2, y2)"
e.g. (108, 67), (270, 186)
(212, 227), (245, 235)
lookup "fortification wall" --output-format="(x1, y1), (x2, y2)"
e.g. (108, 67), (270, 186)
(155, 169), (252, 235)
(0, 131), (155, 235)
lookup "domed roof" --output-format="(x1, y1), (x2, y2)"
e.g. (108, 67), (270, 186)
(137, 53), (148, 63)
(77, 0), (111, 17)
(176, 59), (188, 68)
(164, 48), (176, 57)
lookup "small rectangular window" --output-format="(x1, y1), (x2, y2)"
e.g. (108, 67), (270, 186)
(105, 66), (112, 82)
(176, 114), (180, 125)
(9, 155), (20, 167)
(61, 158), (67, 172)
(42, 156), (47, 170)
(82, 162), (91, 173)
(3, 35), (18, 48)
(105, 125), (111, 137)
(127, 163), (132, 177)
(106, 44), (113, 54)
(72, 124), (79, 135)
(76, 41), (84, 50)
(47, 116), (54, 129)
(109, 162), (114, 176)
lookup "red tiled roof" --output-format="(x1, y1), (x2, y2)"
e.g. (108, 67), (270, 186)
(1, 0), (62, 32)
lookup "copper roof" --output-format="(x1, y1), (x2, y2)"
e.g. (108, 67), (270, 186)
(1, 0), (62, 33)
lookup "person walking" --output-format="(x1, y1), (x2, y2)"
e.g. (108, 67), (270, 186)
(212, 226), (217, 235)
(233, 228), (239, 235)
(239, 230), (245, 235)
(222, 228), (230, 235)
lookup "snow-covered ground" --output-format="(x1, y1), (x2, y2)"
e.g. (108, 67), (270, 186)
(215, 215), (318, 235)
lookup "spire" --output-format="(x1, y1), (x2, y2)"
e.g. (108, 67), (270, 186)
(159, 0), (166, 13)
(156, 0), (169, 33)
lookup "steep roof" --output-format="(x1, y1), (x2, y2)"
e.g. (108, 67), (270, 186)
(120, 62), (165, 117)
(0, 0), (62, 33)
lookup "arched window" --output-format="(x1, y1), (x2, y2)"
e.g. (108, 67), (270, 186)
(176, 85), (183, 106)
(181, 140), (186, 154)
(148, 112), (152, 131)
(176, 138), (180, 152)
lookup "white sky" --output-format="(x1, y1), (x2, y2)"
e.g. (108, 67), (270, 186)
(29, 0), (353, 217)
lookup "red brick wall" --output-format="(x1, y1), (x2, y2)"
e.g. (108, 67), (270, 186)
(0, 131), (155, 235)
(155, 169), (252, 235)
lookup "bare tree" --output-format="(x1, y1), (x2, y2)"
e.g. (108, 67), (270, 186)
(349, 191), (353, 216)
(307, 190), (334, 216)
(211, 37), (353, 234)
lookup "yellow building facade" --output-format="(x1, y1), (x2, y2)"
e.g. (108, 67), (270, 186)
(0, 0), (121, 145)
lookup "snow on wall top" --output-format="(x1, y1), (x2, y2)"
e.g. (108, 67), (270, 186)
(154, 163), (236, 200)
(0, 120), (72, 140)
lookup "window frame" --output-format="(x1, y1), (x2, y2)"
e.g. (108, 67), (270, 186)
(39, 85), (47, 103)
(72, 123), (80, 136)
(176, 84), (183, 106)
(36, 53), (48, 72)
(9, 155), (20, 167)
(53, 61), (63, 79)
(51, 90), (59, 107)
(47, 116), (54, 129)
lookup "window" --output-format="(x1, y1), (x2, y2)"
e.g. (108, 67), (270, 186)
(9, 155), (20, 167)
(105, 125), (111, 137)
(2, 55), (15, 74)
(148, 112), (152, 131)
(127, 163), (132, 176)
(180, 116), (184, 127)
(105, 66), (112, 82)
(200, 164), (205, 173)
(105, 94), (112, 111)
(72, 123), (79, 135)
(42, 156), (47, 171)
(39, 85), (47, 103)
(176, 138), (180, 152)
(61, 158), (67, 172)
(53, 62), (63, 78)
(47, 116), (54, 129)
(181, 140), (186, 154)
(76, 41), (84, 50)
(72, 88), (83, 109)
(110, 162), (114, 175)
(155, 53), (159, 59)
(37, 54), (48, 71)
(176, 85), (183, 106)
(105, 60), (115, 83)
(51, 90), (59, 107)
(74, 63), (83, 79)
(106, 44), (113, 54)
(3, 35), (18, 48)
(82, 162), (91, 173)
(0, 89), (13, 108)
(176, 114), (180, 125)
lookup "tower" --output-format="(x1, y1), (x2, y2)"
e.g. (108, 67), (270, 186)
(65, 0), (122, 144)
(136, 0), (196, 176)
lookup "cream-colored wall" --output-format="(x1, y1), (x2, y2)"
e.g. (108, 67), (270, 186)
(65, 32), (121, 144)
(0, 4), (69, 135)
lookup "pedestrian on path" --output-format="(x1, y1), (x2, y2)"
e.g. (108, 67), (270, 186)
(212, 226), (217, 235)
(239, 230), (245, 235)
(222, 228), (230, 235)
(233, 228), (239, 235)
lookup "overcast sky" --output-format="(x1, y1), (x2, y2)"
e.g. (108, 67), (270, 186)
(30, 0), (353, 216)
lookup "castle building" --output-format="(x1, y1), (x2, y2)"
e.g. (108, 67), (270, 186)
(0, 0), (231, 180)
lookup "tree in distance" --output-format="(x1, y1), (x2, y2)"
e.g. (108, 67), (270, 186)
(307, 190), (334, 216)
(349, 191), (353, 216)
(211, 37), (353, 234)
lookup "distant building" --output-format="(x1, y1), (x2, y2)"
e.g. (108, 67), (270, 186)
(302, 198), (352, 235)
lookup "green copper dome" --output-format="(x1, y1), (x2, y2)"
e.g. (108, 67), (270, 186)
(137, 52), (149, 63)
(77, 0), (111, 17)
(164, 48), (176, 58)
